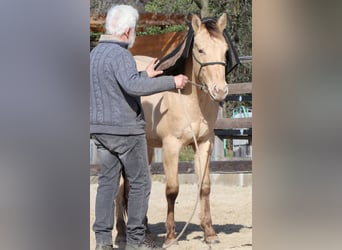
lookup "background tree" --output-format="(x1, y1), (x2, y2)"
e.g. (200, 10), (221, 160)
(90, 0), (148, 14)
(193, 0), (211, 17)
(144, 0), (199, 14)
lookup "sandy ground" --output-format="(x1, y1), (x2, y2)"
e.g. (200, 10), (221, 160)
(90, 179), (252, 250)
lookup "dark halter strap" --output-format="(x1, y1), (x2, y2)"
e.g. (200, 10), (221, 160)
(192, 54), (226, 82)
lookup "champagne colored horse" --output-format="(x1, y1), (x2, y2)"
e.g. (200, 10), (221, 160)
(116, 13), (234, 246)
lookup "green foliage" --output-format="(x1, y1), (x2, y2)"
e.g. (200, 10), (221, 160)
(145, 0), (199, 14)
(137, 24), (186, 36)
(179, 146), (194, 162)
(209, 0), (252, 57)
(90, 32), (102, 51)
(90, 32), (101, 40)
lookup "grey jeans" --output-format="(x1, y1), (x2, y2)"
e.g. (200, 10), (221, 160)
(92, 134), (151, 246)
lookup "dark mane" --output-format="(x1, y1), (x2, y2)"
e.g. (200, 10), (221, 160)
(202, 18), (221, 38)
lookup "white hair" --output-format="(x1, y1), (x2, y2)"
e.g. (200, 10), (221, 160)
(105, 5), (139, 36)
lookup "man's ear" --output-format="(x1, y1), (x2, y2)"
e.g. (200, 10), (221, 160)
(124, 28), (131, 39)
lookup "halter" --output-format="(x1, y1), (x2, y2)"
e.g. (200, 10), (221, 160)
(190, 54), (227, 95)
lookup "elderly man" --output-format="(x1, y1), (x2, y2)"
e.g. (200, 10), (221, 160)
(90, 4), (188, 250)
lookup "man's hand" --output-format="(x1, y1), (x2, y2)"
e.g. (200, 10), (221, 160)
(174, 74), (188, 89)
(145, 58), (163, 78)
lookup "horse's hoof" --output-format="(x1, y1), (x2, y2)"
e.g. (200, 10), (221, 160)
(163, 238), (178, 248)
(114, 235), (126, 244)
(205, 235), (220, 244)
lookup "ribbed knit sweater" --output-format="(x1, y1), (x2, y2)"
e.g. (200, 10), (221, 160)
(90, 37), (175, 135)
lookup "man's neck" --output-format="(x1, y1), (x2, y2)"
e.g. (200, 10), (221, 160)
(99, 34), (124, 42)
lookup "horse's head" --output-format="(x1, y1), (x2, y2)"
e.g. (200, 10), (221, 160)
(191, 14), (229, 102)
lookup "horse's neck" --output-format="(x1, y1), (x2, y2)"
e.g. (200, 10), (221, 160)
(178, 63), (220, 122)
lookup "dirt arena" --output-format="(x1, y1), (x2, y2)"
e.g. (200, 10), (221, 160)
(90, 177), (252, 250)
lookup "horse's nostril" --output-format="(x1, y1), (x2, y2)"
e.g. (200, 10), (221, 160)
(224, 85), (229, 96)
(208, 84), (228, 101)
(214, 85), (222, 95)
(214, 86), (224, 95)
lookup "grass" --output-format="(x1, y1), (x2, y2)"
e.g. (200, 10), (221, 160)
(179, 145), (194, 162)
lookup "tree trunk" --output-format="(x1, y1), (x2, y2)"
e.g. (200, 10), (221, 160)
(193, 0), (211, 17)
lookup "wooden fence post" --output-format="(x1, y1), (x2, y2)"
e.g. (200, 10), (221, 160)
(213, 106), (225, 160)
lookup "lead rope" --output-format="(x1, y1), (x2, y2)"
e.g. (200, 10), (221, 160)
(188, 80), (224, 102)
(188, 79), (207, 91)
(163, 88), (207, 248)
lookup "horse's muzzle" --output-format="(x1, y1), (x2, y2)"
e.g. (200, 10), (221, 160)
(208, 84), (229, 102)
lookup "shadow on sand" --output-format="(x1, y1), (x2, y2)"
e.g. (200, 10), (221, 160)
(148, 222), (251, 245)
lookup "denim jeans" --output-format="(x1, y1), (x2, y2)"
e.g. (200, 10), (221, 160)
(92, 134), (151, 246)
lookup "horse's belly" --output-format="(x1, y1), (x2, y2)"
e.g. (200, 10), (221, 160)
(141, 93), (166, 145)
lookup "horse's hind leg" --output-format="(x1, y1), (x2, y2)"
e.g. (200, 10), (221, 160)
(142, 145), (155, 237)
(115, 173), (151, 245)
(194, 140), (219, 244)
(115, 176), (128, 244)
(114, 144), (154, 245)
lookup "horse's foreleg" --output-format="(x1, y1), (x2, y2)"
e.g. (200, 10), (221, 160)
(162, 140), (181, 245)
(194, 140), (219, 244)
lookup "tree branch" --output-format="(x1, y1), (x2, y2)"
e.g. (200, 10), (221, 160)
(193, 0), (211, 17)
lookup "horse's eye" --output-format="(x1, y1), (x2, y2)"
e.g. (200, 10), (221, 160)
(198, 49), (204, 54)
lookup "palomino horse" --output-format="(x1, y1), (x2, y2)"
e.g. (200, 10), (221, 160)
(116, 13), (239, 246)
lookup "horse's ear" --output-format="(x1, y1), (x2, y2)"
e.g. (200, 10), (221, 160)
(217, 13), (227, 32)
(191, 14), (202, 33)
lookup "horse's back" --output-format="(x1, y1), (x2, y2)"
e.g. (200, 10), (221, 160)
(134, 55), (154, 71)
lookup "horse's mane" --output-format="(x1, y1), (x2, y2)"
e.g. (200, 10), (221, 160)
(202, 18), (221, 38)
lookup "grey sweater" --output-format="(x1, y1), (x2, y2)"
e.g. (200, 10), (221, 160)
(90, 39), (175, 135)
